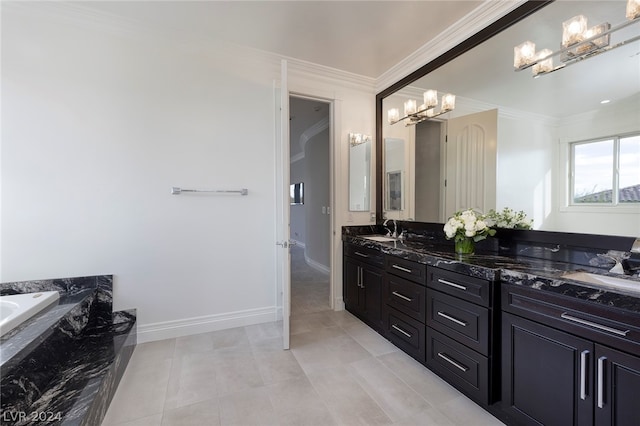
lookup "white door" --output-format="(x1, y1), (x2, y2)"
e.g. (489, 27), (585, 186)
(444, 109), (497, 217)
(275, 60), (291, 349)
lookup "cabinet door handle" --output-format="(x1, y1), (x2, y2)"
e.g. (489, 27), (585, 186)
(597, 356), (606, 409)
(437, 311), (467, 327)
(580, 350), (589, 400)
(359, 267), (365, 289)
(560, 313), (630, 336)
(392, 291), (413, 302)
(391, 324), (412, 338)
(354, 251), (369, 258)
(437, 352), (469, 372)
(392, 264), (412, 274)
(437, 278), (467, 291)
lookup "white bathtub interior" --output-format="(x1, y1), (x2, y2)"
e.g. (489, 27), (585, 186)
(0, 291), (61, 337)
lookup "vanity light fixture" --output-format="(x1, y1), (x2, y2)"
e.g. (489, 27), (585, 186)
(514, 0), (640, 77)
(348, 133), (371, 146)
(388, 90), (456, 126)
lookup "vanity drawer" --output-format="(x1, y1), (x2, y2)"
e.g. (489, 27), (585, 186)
(385, 255), (427, 285)
(426, 327), (490, 405)
(384, 274), (426, 323)
(385, 307), (425, 364)
(428, 267), (491, 307)
(344, 243), (384, 268)
(427, 290), (490, 356)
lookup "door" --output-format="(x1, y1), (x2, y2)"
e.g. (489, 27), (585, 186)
(276, 60), (291, 349)
(502, 312), (593, 426)
(444, 109), (497, 218)
(594, 344), (640, 426)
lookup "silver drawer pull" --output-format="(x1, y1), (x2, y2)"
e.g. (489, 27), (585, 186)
(597, 356), (606, 409)
(392, 264), (412, 274)
(561, 313), (630, 337)
(354, 252), (369, 258)
(391, 324), (412, 338)
(392, 291), (413, 302)
(437, 311), (467, 327)
(580, 350), (589, 400)
(437, 279), (467, 291)
(437, 352), (469, 372)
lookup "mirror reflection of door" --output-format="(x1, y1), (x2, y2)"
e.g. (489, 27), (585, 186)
(444, 109), (497, 218)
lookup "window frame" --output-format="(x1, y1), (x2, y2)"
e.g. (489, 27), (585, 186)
(564, 131), (640, 210)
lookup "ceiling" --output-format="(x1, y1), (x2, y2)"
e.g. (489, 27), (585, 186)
(76, 0), (483, 79)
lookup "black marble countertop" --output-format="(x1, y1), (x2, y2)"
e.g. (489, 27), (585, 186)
(343, 234), (640, 315)
(0, 289), (95, 368)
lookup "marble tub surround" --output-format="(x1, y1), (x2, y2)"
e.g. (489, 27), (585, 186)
(343, 225), (640, 314)
(0, 275), (137, 426)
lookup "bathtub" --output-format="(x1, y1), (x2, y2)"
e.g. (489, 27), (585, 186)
(0, 291), (60, 337)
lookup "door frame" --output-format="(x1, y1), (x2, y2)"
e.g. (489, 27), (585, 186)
(288, 92), (336, 312)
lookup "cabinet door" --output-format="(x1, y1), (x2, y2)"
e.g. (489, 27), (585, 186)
(502, 313), (593, 426)
(343, 257), (361, 314)
(595, 344), (640, 426)
(361, 265), (383, 329)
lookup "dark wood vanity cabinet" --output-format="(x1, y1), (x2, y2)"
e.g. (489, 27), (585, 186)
(502, 285), (640, 426)
(382, 256), (427, 363)
(425, 267), (497, 405)
(343, 243), (384, 331)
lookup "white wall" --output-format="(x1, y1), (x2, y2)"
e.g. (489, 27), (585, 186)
(1, 3), (375, 340)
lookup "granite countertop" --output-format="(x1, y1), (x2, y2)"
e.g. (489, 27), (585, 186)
(0, 288), (95, 368)
(343, 234), (640, 315)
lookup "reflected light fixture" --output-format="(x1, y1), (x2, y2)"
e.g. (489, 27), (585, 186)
(514, 0), (640, 77)
(348, 133), (371, 146)
(388, 90), (456, 126)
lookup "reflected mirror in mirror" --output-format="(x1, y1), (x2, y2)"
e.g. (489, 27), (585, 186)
(384, 138), (405, 213)
(290, 182), (304, 205)
(348, 133), (371, 211)
(378, 0), (639, 237)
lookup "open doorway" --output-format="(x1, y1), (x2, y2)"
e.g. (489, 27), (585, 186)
(288, 96), (332, 316)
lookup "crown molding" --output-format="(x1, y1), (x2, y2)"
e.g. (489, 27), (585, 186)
(375, 0), (526, 93)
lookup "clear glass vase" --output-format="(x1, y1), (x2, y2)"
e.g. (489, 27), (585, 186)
(455, 237), (475, 255)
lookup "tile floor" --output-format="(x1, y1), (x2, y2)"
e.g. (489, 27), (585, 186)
(102, 247), (504, 426)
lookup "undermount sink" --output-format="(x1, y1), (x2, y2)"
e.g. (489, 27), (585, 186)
(361, 235), (398, 242)
(562, 272), (640, 295)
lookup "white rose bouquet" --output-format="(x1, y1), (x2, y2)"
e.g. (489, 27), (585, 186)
(486, 207), (532, 230)
(443, 209), (496, 243)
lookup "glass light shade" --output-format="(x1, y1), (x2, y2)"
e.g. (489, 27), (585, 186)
(562, 15), (588, 47)
(441, 94), (456, 112)
(388, 108), (400, 124)
(627, 0), (640, 20)
(532, 49), (553, 76)
(417, 103), (428, 117)
(404, 99), (417, 116)
(423, 90), (438, 107)
(514, 41), (536, 68)
(349, 133), (362, 146)
(585, 23), (611, 48)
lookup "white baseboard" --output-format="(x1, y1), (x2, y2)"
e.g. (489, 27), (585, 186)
(137, 306), (277, 343)
(304, 255), (330, 274)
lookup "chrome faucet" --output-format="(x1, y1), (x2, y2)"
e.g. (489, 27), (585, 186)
(383, 219), (398, 238)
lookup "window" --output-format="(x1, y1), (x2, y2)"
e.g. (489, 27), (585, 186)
(570, 134), (640, 205)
